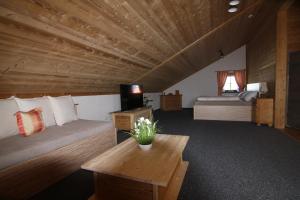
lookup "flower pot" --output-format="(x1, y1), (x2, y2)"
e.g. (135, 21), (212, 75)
(138, 143), (152, 151)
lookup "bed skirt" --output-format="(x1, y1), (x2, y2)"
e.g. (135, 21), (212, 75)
(193, 101), (254, 122)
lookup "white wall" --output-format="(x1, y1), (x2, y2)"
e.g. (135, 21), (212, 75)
(164, 46), (246, 108)
(144, 92), (161, 110)
(72, 92), (161, 121)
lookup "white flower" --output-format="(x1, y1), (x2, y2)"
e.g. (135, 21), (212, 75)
(145, 119), (151, 125)
(134, 128), (140, 134)
(139, 117), (145, 122)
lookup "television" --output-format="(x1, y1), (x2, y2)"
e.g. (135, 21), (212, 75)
(120, 84), (143, 111)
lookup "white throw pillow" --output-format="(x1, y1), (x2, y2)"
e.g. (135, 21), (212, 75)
(48, 96), (78, 126)
(238, 91), (248, 100)
(15, 97), (56, 127)
(243, 91), (258, 102)
(0, 98), (19, 139)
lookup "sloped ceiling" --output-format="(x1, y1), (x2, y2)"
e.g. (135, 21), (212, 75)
(0, 0), (280, 96)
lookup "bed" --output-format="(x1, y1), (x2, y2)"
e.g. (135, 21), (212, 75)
(193, 87), (258, 121)
(193, 100), (254, 121)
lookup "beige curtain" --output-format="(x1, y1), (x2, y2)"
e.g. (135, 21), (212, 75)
(217, 71), (228, 96)
(234, 70), (246, 92)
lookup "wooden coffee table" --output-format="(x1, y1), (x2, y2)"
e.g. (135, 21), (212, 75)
(81, 134), (189, 200)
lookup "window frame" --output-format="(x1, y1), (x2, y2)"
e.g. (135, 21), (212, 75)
(222, 74), (239, 93)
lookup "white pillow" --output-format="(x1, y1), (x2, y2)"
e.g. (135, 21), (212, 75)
(15, 97), (56, 127)
(238, 91), (248, 100)
(0, 98), (19, 139)
(48, 96), (78, 126)
(243, 91), (258, 102)
(238, 91), (247, 97)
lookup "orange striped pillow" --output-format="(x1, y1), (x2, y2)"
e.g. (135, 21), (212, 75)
(16, 108), (45, 136)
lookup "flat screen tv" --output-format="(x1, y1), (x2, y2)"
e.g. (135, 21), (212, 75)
(120, 84), (143, 111)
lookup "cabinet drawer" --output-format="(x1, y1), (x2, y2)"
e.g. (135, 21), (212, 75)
(114, 116), (131, 130)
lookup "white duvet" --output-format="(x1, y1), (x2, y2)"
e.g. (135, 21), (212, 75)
(196, 96), (240, 101)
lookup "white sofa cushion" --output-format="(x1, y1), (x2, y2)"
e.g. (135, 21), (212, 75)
(15, 97), (56, 127)
(48, 96), (78, 126)
(0, 98), (19, 139)
(0, 120), (114, 169)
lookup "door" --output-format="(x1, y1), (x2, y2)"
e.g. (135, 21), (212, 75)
(287, 51), (300, 129)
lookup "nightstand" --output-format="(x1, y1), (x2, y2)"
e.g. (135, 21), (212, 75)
(255, 98), (274, 127)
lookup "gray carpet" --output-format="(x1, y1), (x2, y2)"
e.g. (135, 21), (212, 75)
(31, 109), (300, 200)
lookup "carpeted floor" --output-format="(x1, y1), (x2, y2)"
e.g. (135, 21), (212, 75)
(31, 109), (300, 200)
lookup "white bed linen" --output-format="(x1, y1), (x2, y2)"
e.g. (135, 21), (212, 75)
(196, 96), (240, 101)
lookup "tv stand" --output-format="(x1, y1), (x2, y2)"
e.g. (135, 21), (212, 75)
(112, 107), (152, 131)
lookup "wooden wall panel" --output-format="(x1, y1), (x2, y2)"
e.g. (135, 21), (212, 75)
(0, 0), (279, 96)
(246, 15), (276, 97)
(246, 1), (299, 129)
(288, 2), (300, 51)
(274, 1), (300, 129)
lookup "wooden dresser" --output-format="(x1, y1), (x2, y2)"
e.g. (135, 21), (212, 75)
(160, 95), (182, 111)
(255, 98), (274, 127)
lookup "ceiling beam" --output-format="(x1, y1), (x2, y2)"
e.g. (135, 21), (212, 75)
(133, 0), (264, 82)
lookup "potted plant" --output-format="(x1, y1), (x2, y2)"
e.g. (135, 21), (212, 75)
(128, 117), (158, 150)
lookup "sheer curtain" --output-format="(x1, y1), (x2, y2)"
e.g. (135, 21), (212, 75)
(217, 71), (228, 96)
(234, 70), (246, 92)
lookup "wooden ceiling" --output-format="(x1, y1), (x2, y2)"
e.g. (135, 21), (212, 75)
(0, 0), (280, 96)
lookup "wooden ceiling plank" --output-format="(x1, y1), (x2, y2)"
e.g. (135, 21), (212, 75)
(0, 43), (148, 76)
(0, 6), (154, 68)
(134, 0), (263, 83)
(0, 0), (278, 95)
(160, 0), (197, 44)
(0, 21), (152, 73)
(124, 0), (186, 52)
(2, 62), (133, 81)
(138, 1), (271, 91)
(121, 1), (177, 55)
(44, 0), (166, 63)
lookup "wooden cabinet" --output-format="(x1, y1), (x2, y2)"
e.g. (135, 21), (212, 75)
(112, 107), (152, 131)
(160, 95), (182, 111)
(255, 98), (274, 127)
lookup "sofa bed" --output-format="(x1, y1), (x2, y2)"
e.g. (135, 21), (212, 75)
(0, 96), (116, 199)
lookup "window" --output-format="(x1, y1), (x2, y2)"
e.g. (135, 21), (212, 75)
(223, 75), (239, 92)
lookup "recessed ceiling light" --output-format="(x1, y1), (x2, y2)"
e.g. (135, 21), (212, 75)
(228, 6), (238, 13)
(229, 0), (240, 6)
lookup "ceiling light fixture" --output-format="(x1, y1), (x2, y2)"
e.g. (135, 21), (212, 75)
(229, 0), (240, 6)
(228, 5), (238, 13)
